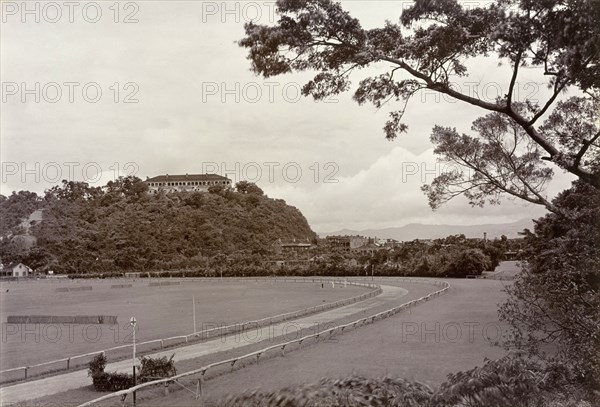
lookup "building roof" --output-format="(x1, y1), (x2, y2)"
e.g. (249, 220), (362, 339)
(281, 242), (312, 247)
(145, 174), (231, 183)
(4, 262), (30, 271)
(325, 234), (367, 238)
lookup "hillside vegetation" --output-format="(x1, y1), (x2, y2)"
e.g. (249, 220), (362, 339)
(0, 178), (316, 274)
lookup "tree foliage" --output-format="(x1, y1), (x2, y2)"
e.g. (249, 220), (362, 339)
(239, 1), (599, 399)
(499, 181), (600, 391)
(443, 248), (490, 277)
(138, 354), (176, 383)
(431, 354), (593, 407)
(219, 375), (434, 407)
(0, 191), (43, 236)
(0, 177), (316, 273)
(422, 108), (555, 212)
(217, 362), (594, 407)
(310, 235), (503, 278)
(87, 352), (176, 392)
(240, 0), (600, 204)
(235, 181), (264, 195)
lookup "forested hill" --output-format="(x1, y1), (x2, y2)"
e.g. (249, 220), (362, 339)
(0, 178), (317, 274)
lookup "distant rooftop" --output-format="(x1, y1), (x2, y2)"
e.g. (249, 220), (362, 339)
(145, 174), (230, 182)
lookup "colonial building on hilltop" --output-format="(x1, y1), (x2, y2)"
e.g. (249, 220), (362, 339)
(144, 174), (232, 193)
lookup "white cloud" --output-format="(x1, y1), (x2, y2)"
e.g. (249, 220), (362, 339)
(264, 146), (573, 231)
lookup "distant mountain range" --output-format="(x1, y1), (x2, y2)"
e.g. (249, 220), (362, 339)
(319, 218), (535, 241)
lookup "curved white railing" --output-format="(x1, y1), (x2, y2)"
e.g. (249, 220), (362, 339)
(76, 278), (450, 407)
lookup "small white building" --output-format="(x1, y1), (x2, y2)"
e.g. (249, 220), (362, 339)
(0, 262), (32, 278)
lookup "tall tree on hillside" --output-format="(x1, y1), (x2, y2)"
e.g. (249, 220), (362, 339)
(45, 180), (103, 202)
(0, 191), (43, 235)
(105, 176), (148, 199)
(235, 181), (264, 195)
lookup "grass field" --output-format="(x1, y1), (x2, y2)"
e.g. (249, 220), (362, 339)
(8, 263), (520, 407)
(20, 278), (439, 407)
(0, 278), (367, 372)
(134, 265), (517, 406)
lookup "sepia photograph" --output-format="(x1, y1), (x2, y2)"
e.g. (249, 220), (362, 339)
(0, 0), (598, 406)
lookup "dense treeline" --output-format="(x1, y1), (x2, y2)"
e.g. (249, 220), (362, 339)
(66, 234), (515, 279)
(0, 177), (317, 274)
(308, 234), (519, 278)
(0, 191), (44, 236)
(0, 177), (519, 277)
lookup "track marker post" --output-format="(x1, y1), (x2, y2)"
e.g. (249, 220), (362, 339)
(130, 317), (137, 406)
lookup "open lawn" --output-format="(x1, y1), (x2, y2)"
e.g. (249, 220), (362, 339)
(0, 278), (367, 372)
(136, 266), (517, 406)
(18, 279), (437, 407)
(7, 262), (521, 407)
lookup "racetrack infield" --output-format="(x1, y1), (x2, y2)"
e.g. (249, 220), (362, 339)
(11, 264), (519, 407)
(0, 278), (368, 372)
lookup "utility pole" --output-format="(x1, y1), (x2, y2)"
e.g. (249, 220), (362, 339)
(192, 296), (197, 334)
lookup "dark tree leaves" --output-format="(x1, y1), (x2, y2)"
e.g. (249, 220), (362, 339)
(239, 0), (600, 189)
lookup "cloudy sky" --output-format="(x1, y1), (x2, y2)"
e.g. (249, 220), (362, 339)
(1, 1), (574, 232)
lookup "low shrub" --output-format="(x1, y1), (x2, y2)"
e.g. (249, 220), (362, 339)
(218, 375), (433, 407)
(88, 353), (106, 377)
(138, 354), (176, 383)
(91, 372), (134, 392)
(217, 356), (597, 407)
(88, 353), (132, 392)
(430, 354), (596, 407)
(88, 353), (176, 392)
